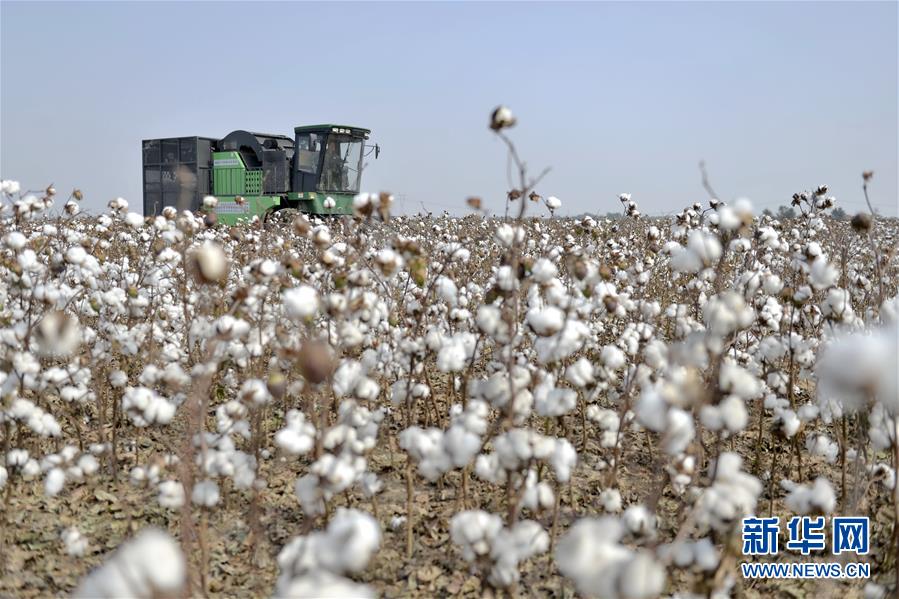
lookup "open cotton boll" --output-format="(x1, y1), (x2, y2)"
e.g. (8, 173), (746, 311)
(534, 375), (577, 417)
(277, 508), (380, 592)
(436, 333), (475, 372)
(623, 504), (657, 540)
(157, 480), (185, 509)
(122, 386), (175, 427)
(785, 477), (836, 515)
(565, 357), (594, 388)
(3, 230), (27, 250)
(618, 551), (668, 599)
(284, 285), (320, 320)
(275, 410), (316, 455)
(597, 488), (623, 513)
(45, 467), (65, 496)
(191, 479), (220, 507)
(73, 528), (185, 599)
(435, 276), (459, 306)
(693, 452), (761, 532)
(488, 520), (550, 587)
(554, 517), (634, 599)
(805, 434), (839, 463)
(124, 212), (144, 229)
(817, 323), (898, 416)
(450, 510), (504, 562)
(661, 408), (694, 455)
(670, 230), (722, 273)
(61, 526), (89, 557)
(526, 306), (565, 336)
(275, 571), (374, 599)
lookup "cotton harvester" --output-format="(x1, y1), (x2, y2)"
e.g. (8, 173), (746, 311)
(142, 125), (377, 224)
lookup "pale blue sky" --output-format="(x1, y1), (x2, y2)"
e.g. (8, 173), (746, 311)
(2, 1), (896, 216)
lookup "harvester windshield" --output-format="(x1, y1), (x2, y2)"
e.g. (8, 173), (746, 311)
(319, 135), (364, 193)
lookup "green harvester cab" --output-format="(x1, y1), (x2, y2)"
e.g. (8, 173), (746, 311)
(142, 125), (377, 224)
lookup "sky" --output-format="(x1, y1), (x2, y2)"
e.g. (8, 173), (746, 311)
(1, 1), (897, 217)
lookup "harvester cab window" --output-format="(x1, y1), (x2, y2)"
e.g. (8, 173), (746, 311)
(296, 133), (323, 174)
(320, 135), (363, 193)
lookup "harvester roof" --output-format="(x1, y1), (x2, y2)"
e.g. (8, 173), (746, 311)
(294, 124), (370, 138)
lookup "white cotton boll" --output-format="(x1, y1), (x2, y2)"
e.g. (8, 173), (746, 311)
(692, 537), (719, 571)
(599, 488), (623, 513)
(323, 196), (337, 209)
(797, 403), (819, 422)
(436, 333), (475, 373)
(719, 395), (748, 433)
(777, 409), (801, 438)
(618, 552), (667, 599)
(495, 224), (524, 247)
(785, 477), (836, 515)
(521, 471), (555, 511)
(62, 527), (89, 557)
(389, 515), (406, 531)
(157, 480), (185, 509)
(670, 230), (722, 273)
(191, 479), (220, 507)
(276, 571), (374, 598)
(634, 388), (668, 432)
(545, 196), (562, 211)
(442, 426), (481, 468)
(202, 195), (218, 209)
(662, 408), (694, 455)
(719, 363), (762, 400)
(294, 474), (326, 517)
(805, 434), (838, 463)
(66, 245), (87, 265)
(1, 180), (21, 194)
(600, 345), (626, 370)
(22, 458), (41, 479)
(322, 509), (381, 573)
(555, 517), (631, 598)
(565, 358), (594, 388)
(284, 286), (320, 321)
(0, 466), (7, 489)
(531, 258), (558, 283)
(534, 376), (577, 417)
(809, 257), (838, 290)
(109, 370), (128, 387)
(125, 212), (144, 229)
(817, 323), (898, 415)
(476, 304), (503, 337)
(451, 510), (504, 562)
(123, 386), (175, 427)
(622, 504), (656, 539)
(276, 410), (316, 455)
(435, 276), (458, 306)
(550, 438), (577, 482)
(822, 287), (853, 320)
(190, 242), (228, 283)
(4, 231), (27, 250)
(534, 319), (589, 364)
(73, 528), (185, 599)
(239, 378), (271, 406)
(45, 467), (66, 496)
(526, 306), (565, 336)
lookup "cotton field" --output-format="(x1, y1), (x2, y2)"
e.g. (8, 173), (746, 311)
(0, 168), (897, 598)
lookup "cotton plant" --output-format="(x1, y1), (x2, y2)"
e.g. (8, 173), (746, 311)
(450, 510), (549, 588)
(73, 528), (185, 598)
(2, 154), (899, 597)
(556, 516), (666, 599)
(275, 508), (380, 597)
